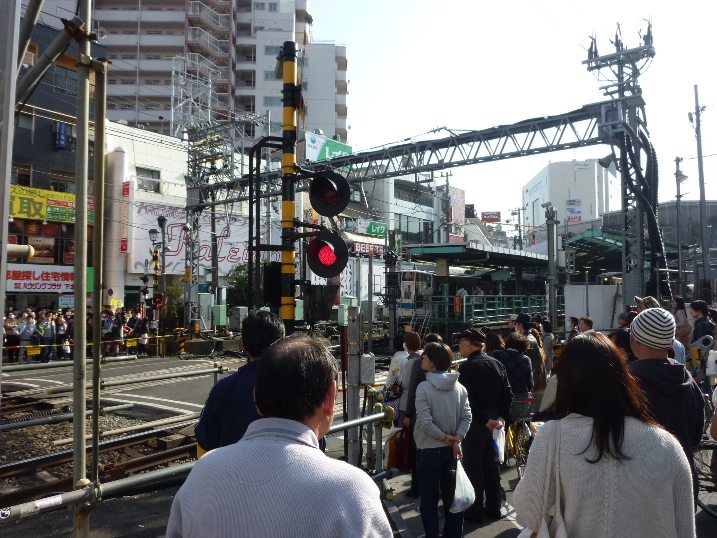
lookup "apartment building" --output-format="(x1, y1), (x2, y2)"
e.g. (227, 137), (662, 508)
(39, 0), (347, 141)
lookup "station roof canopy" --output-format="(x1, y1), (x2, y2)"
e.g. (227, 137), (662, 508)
(403, 241), (548, 269)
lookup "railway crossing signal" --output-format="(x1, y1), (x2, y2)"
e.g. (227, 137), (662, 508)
(307, 229), (350, 279)
(309, 170), (351, 217)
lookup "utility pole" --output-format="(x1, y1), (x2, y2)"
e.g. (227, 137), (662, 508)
(675, 157), (687, 296)
(0, 1), (20, 402)
(544, 203), (558, 327)
(280, 41), (299, 333)
(73, 0), (92, 535)
(693, 85), (711, 303)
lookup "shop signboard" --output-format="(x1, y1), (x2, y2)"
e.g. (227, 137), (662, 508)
(9, 185), (95, 224)
(6, 264), (94, 293)
(357, 219), (386, 237)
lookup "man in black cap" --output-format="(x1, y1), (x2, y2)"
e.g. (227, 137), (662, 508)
(455, 325), (513, 522)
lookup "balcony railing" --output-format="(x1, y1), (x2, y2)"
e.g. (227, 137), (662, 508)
(187, 27), (229, 56)
(188, 1), (230, 29)
(185, 52), (223, 80)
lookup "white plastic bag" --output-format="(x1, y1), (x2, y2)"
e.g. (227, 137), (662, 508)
(449, 459), (476, 513)
(706, 350), (717, 376)
(493, 426), (506, 463)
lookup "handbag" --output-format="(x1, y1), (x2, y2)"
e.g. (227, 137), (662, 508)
(517, 420), (568, 538)
(382, 378), (403, 413)
(384, 427), (401, 469)
(393, 426), (414, 473)
(449, 459), (476, 513)
(62, 340), (71, 355)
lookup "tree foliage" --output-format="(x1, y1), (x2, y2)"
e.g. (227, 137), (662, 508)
(226, 263), (251, 306)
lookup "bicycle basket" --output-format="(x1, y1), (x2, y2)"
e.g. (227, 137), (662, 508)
(511, 394), (543, 421)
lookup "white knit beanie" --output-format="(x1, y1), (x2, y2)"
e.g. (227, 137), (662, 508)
(629, 307), (675, 350)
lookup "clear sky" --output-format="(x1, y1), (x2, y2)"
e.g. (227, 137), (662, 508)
(308, 0), (717, 225)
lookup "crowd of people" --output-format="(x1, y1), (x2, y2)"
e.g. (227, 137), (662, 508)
(381, 295), (717, 537)
(2, 304), (151, 363)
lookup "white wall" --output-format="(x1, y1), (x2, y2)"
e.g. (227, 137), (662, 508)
(564, 284), (623, 332)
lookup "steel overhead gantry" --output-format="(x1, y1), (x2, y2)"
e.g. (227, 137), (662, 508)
(189, 98), (621, 214)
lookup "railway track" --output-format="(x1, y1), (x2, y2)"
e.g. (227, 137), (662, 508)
(0, 422), (197, 507)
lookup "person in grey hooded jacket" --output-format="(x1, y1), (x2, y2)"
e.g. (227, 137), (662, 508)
(414, 342), (472, 538)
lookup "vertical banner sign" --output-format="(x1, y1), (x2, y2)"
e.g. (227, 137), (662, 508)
(453, 296), (462, 313)
(55, 122), (67, 149)
(120, 181), (130, 252)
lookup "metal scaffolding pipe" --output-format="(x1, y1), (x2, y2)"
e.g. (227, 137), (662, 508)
(16, 0), (44, 75)
(6, 244), (35, 259)
(15, 15), (84, 106)
(0, 404), (134, 432)
(3, 355), (136, 373)
(51, 413), (201, 447)
(91, 57), (108, 484)
(46, 367), (222, 394)
(327, 410), (389, 435)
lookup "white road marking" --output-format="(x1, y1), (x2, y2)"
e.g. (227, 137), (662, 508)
(0, 380), (39, 387)
(102, 397), (194, 414)
(21, 378), (68, 385)
(111, 393), (204, 408)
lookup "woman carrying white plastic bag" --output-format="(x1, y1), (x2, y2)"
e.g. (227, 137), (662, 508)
(414, 342), (472, 538)
(513, 333), (695, 537)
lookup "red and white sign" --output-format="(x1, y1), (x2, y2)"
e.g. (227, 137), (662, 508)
(353, 242), (384, 256)
(120, 180), (131, 253)
(453, 296), (462, 313)
(567, 215), (582, 222)
(481, 211), (501, 223)
(6, 264), (78, 292)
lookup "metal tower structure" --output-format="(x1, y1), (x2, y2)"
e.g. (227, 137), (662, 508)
(583, 22), (670, 307)
(184, 115), (269, 332)
(170, 55), (218, 138)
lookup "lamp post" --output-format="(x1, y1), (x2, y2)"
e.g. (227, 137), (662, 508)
(149, 222), (166, 356)
(675, 157), (688, 296)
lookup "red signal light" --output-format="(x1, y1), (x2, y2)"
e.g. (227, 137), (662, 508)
(307, 230), (349, 278)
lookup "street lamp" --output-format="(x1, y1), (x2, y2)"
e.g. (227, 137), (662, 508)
(675, 157), (688, 296)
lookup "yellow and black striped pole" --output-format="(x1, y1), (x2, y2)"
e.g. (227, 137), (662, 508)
(281, 41), (298, 334)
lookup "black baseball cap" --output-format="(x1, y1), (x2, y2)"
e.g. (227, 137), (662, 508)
(453, 326), (486, 343)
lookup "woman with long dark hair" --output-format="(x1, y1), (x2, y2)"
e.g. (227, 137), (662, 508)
(484, 331), (505, 356)
(673, 296), (691, 347)
(414, 342), (472, 538)
(514, 333), (695, 537)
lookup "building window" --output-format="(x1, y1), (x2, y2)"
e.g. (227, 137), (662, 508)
(54, 65), (78, 96)
(253, 26), (265, 34)
(263, 96), (282, 107)
(136, 167), (161, 193)
(268, 2), (278, 11)
(145, 80), (161, 85)
(265, 45), (281, 56)
(264, 71), (276, 80)
(120, 79), (135, 84)
(51, 169), (75, 193)
(11, 163), (32, 186)
(15, 112), (33, 130)
(254, 2), (265, 9)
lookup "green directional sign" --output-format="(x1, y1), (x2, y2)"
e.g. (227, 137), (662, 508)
(358, 219), (386, 237)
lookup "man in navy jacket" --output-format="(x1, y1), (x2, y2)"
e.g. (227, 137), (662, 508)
(194, 310), (285, 455)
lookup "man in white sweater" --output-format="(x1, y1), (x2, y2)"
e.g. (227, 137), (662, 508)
(167, 335), (392, 538)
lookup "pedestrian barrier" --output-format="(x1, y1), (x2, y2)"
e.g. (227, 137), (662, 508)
(0, 408), (395, 526)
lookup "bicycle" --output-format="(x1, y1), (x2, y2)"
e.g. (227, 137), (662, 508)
(695, 437), (717, 519)
(505, 394), (543, 479)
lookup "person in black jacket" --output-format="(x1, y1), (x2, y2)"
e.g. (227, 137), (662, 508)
(690, 300), (715, 345)
(628, 307), (705, 504)
(456, 326), (513, 523)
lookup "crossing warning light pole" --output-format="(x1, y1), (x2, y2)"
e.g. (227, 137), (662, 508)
(281, 41), (299, 334)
